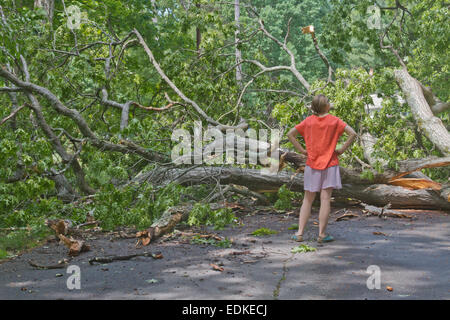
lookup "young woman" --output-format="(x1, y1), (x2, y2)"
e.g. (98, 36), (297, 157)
(287, 94), (356, 243)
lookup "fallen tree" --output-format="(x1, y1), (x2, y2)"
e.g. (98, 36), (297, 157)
(135, 165), (450, 210)
(0, 2), (448, 240)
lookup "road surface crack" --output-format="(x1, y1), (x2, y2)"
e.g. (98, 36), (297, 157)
(273, 253), (294, 299)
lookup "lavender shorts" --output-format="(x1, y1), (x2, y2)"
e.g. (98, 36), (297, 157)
(304, 165), (342, 192)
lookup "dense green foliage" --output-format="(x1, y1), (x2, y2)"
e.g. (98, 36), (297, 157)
(321, 0), (449, 101)
(251, 227), (278, 236)
(0, 1), (448, 256)
(274, 184), (303, 210)
(187, 203), (236, 230)
(273, 68), (448, 177)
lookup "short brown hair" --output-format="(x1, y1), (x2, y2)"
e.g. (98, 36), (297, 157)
(311, 94), (329, 114)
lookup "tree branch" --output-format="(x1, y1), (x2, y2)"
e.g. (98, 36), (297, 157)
(0, 65), (170, 163)
(132, 28), (248, 132)
(258, 19), (310, 90)
(310, 32), (334, 83)
(0, 105), (25, 126)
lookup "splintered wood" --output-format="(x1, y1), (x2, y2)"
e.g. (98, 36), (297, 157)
(361, 203), (414, 219)
(58, 234), (90, 256)
(388, 178), (442, 191)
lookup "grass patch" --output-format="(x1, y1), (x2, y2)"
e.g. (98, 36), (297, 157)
(0, 226), (52, 260)
(291, 244), (317, 253)
(288, 223), (299, 230)
(251, 227), (278, 236)
(0, 248), (8, 259)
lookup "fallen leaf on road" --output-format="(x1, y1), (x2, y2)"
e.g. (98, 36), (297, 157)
(373, 232), (388, 236)
(141, 237), (151, 246)
(210, 263), (224, 272)
(152, 253), (164, 259)
(288, 224), (299, 230)
(136, 229), (152, 247)
(145, 279), (159, 284)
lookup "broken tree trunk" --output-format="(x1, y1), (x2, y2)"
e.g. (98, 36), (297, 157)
(135, 125), (449, 212)
(137, 166), (450, 210)
(388, 156), (450, 180)
(394, 68), (450, 156)
(201, 130), (449, 184)
(143, 168), (448, 243)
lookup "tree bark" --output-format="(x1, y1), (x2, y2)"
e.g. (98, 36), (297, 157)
(26, 92), (95, 195)
(0, 66), (170, 163)
(196, 3), (201, 57)
(419, 82), (449, 115)
(137, 166), (450, 210)
(361, 132), (387, 167)
(235, 0), (243, 86)
(394, 68), (450, 156)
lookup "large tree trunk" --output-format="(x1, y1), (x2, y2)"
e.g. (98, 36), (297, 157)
(394, 68), (450, 156)
(136, 165), (450, 210)
(161, 128), (450, 208)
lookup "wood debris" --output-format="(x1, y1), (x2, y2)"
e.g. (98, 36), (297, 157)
(28, 258), (70, 270)
(336, 212), (359, 221)
(89, 252), (163, 265)
(361, 203), (414, 219)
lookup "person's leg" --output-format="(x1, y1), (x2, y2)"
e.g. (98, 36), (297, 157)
(296, 190), (316, 236)
(318, 187), (333, 238)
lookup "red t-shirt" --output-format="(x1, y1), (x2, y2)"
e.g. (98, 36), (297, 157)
(295, 114), (347, 170)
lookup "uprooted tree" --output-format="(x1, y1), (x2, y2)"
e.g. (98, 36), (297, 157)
(0, 1), (448, 240)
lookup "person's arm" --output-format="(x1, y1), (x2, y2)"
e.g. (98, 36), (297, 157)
(287, 127), (307, 156)
(335, 125), (357, 155)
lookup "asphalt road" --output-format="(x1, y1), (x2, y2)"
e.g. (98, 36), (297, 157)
(1, 208), (449, 300)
